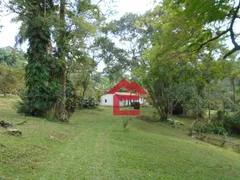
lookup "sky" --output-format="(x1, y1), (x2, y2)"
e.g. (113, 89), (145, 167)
(0, 0), (152, 71)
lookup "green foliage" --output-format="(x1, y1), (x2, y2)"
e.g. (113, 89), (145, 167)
(7, 0), (104, 121)
(164, 0), (240, 57)
(12, 0), (60, 117)
(224, 111), (240, 134)
(77, 96), (98, 109)
(122, 116), (131, 132)
(196, 124), (227, 135)
(130, 0), (239, 122)
(212, 110), (240, 134)
(0, 65), (24, 96)
(94, 37), (129, 77)
(0, 66), (17, 96)
(215, 110), (230, 122)
(65, 79), (77, 118)
(0, 47), (26, 68)
(16, 89), (34, 115)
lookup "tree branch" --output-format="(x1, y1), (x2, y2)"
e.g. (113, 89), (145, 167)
(197, 29), (229, 52)
(223, 46), (240, 58)
(195, 0), (240, 58)
(2, 0), (21, 14)
(229, 0), (240, 48)
(96, 0), (104, 6)
(196, 0), (240, 58)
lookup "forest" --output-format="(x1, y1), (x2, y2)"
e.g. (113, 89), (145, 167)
(1, 0), (240, 134)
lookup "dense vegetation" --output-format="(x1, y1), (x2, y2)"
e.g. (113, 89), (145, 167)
(0, 47), (25, 96)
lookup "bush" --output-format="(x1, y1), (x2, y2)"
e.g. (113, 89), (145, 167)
(17, 79), (77, 119)
(195, 124), (227, 135)
(224, 111), (240, 134)
(212, 110), (240, 134)
(78, 97), (98, 109)
(215, 110), (230, 122)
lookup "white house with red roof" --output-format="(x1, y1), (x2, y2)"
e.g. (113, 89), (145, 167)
(100, 92), (145, 107)
(99, 79), (147, 107)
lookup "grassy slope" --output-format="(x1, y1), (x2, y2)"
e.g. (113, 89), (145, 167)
(0, 96), (240, 180)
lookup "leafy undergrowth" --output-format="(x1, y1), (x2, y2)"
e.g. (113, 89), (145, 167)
(0, 96), (240, 179)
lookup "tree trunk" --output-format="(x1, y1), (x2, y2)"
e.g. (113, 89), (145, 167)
(81, 87), (87, 108)
(231, 77), (236, 104)
(160, 110), (168, 121)
(208, 104), (211, 119)
(59, 70), (67, 121)
(208, 88), (211, 119)
(58, 0), (67, 122)
(80, 75), (90, 108)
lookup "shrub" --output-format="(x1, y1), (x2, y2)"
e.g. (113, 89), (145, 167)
(195, 124), (227, 135)
(212, 110), (240, 134)
(77, 97), (98, 109)
(224, 111), (240, 134)
(215, 110), (230, 122)
(122, 117), (131, 132)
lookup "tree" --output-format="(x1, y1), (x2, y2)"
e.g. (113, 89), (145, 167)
(0, 65), (24, 96)
(8, 0), (104, 120)
(108, 13), (150, 67)
(97, 13), (152, 79)
(0, 47), (26, 68)
(163, 0), (240, 58)
(54, 0), (104, 120)
(69, 56), (97, 108)
(0, 65), (17, 96)
(57, 0), (67, 121)
(133, 1), (228, 120)
(9, 0), (61, 116)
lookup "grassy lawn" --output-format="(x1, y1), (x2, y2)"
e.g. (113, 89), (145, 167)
(0, 96), (240, 179)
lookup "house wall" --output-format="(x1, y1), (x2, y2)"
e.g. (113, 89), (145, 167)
(100, 94), (113, 106)
(100, 94), (127, 107)
(100, 94), (145, 106)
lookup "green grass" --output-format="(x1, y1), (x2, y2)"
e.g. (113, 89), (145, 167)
(0, 96), (240, 179)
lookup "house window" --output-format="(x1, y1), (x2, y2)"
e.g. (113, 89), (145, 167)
(105, 99), (107, 103)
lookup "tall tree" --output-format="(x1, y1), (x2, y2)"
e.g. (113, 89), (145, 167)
(8, 0), (60, 116)
(57, 0), (67, 121)
(7, 0), (104, 120)
(133, 1), (228, 120)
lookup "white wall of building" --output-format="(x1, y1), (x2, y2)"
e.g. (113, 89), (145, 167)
(100, 94), (128, 107)
(100, 94), (146, 107)
(100, 94), (113, 106)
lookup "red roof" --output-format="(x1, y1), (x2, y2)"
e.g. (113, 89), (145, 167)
(106, 79), (147, 95)
(115, 92), (139, 96)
